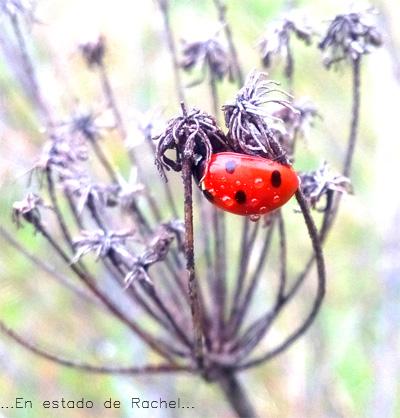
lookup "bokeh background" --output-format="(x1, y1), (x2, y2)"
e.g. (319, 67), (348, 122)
(1, 0), (400, 417)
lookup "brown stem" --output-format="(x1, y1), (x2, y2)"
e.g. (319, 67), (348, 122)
(182, 145), (204, 366)
(218, 372), (258, 418)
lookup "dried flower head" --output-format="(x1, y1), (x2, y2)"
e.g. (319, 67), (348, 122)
(273, 98), (319, 140)
(180, 36), (233, 85)
(12, 192), (44, 228)
(222, 71), (296, 162)
(60, 107), (113, 141)
(258, 14), (313, 77)
(124, 221), (183, 287)
(72, 229), (136, 263)
(125, 109), (164, 149)
(154, 106), (228, 180)
(79, 34), (106, 68)
(117, 168), (145, 211)
(319, 7), (382, 68)
(63, 174), (120, 214)
(300, 161), (353, 211)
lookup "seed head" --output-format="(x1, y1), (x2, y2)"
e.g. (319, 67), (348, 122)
(180, 35), (233, 85)
(79, 34), (106, 68)
(12, 192), (44, 229)
(258, 13), (313, 77)
(319, 7), (382, 68)
(154, 106), (228, 180)
(223, 71), (297, 163)
(300, 162), (353, 211)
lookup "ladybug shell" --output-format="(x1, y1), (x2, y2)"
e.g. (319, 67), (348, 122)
(200, 152), (299, 216)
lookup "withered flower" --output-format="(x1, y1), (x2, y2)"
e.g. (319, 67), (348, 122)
(72, 229), (136, 263)
(273, 98), (319, 141)
(12, 193), (45, 228)
(34, 131), (89, 188)
(124, 222), (182, 287)
(180, 36), (233, 84)
(258, 14), (313, 78)
(62, 174), (120, 214)
(79, 35), (106, 68)
(222, 71), (296, 162)
(60, 107), (113, 141)
(300, 161), (353, 211)
(319, 7), (382, 68)
(154, 107), (228, 179)
(117, 168), (145, 211)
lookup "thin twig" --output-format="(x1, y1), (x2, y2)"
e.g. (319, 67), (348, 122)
(238, 190), (325, 369)
(288, 56), (362, 298)
(227, 221), (275, 338)
(0, 225), (96, 305)
(9, 14), (53, 126)
(0, 320), (190, 375)
(208, 70), (227, 350)
(46, 167), (75, 251)
(33, 218), (179, 363)
(213, 0), (244, 86)
(156, 0), (186, 105)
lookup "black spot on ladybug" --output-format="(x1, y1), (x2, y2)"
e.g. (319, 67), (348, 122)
(225, 160), (237, 174)
(271, 170), (282, 188)
(234, 190), (247, 204)
(203, 190), (214, 202)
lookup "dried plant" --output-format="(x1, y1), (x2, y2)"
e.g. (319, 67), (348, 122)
(0, 2), (382, 417)
(258, 12), (314, 83)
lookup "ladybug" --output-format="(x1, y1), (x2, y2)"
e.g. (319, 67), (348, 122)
(197, 152), (299, 216)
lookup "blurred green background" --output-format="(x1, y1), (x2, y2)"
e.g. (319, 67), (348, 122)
(1, 0), (400, 417)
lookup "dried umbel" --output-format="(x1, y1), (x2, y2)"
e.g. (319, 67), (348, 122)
(222, 71), (296, 163)
(319, 8), (382, 68)
(0, 1), (383, 416)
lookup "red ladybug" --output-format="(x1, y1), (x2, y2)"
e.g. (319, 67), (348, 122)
(198, 152), (299, 216)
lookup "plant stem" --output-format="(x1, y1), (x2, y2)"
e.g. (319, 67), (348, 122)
(343, 56), (361, 178)
(237, 190), (325, 369)
(181, 127), (204, 365)
(213, 0), (244, 86)
(0, 320), (190, 375)
(218, 372), (258, 418)
(157, 0), (186, 105)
